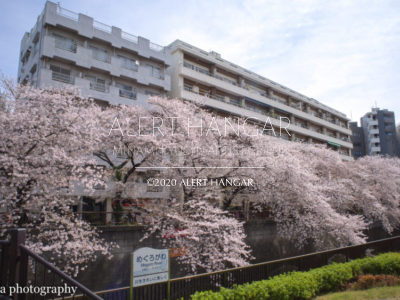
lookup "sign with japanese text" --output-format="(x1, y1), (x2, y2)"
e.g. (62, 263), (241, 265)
(131, 247), (169, 287)
(133, 272), (169, 287)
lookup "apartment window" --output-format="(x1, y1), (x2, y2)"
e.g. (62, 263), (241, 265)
(53, 33), (77, 53)
(21, 50), (31, 66)
(229, 98), (241, 107)
(32, 39), (40, 56)
(118, 55), (138, 71)
(85, 75), (109, 93)
(215, 94), (225, 102)
(116, 83), (136, 100)
(148, 65), (164, 79)
(50, 64), (73, 84)
(89, 45), (110, 63)
(199, 88), (210, 96)
(145, 90), (159, 97)
(184, 83), (193, 92)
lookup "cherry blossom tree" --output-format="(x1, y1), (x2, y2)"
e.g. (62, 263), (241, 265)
(115, 95), (400, 269)
(2, 79), (400, 276)
(0, 80), (114, 276)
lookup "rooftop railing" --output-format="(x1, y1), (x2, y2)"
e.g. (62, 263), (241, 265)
(121, 31), (138, 44)
(56, 5), (79, 21)
(54, 4), (163, 51)
(150, 42), (165, 52)
(94, 20), (112, 34)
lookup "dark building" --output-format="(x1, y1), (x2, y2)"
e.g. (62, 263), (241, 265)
(350, 108), (399, 158)
(349, 121), (365, 159)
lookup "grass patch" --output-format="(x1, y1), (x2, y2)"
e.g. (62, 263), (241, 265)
(315, 284), (400, 300)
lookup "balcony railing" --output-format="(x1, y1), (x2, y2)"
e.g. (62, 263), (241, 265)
(184, 84), (193, 92)
(89, 82), (109, 93)
(183, 61), (210, 76)
(214, 74), (239, 86)
(54, 4), (166, 55)
(51, 71), (74, 84)
(149, 42), (164, 52)
(121, 31), (138, 44)
(182, 62), (349, 130)
(183, 89), (350, 146)
(119, 89), (136, 100)
(56, 5), (79, 21)
(93, 20), (112, 33)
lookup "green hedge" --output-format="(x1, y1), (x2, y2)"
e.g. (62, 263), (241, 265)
(190, 252), (400, 300)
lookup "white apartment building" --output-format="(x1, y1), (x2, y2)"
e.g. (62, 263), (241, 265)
(18, 1), (171, 108)
(17, 1), (172, 224)
(167, 40), (353, 158)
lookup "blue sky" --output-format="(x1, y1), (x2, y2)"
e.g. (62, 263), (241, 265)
(1, 0), (399, 124)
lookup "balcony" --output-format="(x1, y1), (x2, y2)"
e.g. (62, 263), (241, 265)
(370, 146), (381, 153)
(180, 62), (351, 134)
(89, 82), (109, 93)
(369, 129), (379, 135)
(40, 68), (145, 106)
(119, 89), (137, 100)
(370, 137), (380, 144)
(183, 61), (210, 76)
(41, 35), (170, 91)
(51, 71), (74, 84)
(368, 120), (378, 127)
(181, 89), (353, 149)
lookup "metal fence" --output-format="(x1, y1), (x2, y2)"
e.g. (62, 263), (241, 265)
(71, 234), (400, 300)
(0, 229), (101, 300)
(3, 230), (400, 300)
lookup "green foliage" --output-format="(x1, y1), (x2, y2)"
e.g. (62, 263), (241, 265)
(190, 252), (400, 300)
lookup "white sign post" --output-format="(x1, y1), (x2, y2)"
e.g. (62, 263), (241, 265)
(130, 247), (170, 300)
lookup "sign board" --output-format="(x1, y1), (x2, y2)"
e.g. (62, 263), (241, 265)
(133, 247), (169, 277)
(131, 247), (169, 289)
(133, 272), (169, 287)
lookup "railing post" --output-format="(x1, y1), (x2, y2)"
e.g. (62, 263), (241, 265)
(18, 247), (28, 300)
(9, 229), (26, 289)
(0, 240), (10, 286)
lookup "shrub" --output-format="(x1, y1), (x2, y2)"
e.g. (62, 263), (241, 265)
(348, 274), (400, 290)
(190, 252), (400, 300)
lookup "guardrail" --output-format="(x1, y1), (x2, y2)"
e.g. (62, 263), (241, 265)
(0, 229), (101, 300)
(68, 234), (400, 300)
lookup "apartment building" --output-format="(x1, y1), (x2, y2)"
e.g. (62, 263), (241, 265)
(359, 108), (399, 156)
(18, 1), (171, 108)
(17, 1), (173, 224)
(167, 40), (353, 158)
(349, 121), (366, 159)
